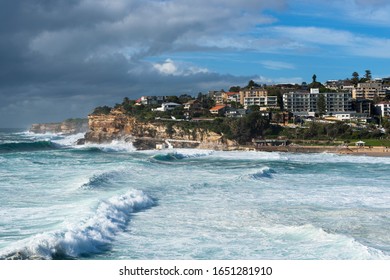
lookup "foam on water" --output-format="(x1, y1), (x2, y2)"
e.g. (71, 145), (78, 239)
(261, 223), (388, 260)
(249, 166), (275, 179)
(81, 140), (137, 153)
(0, 190), (155, 260)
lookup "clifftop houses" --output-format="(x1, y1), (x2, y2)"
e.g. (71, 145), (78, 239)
(132, 77), (390, 124)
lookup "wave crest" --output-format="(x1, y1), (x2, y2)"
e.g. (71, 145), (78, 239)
(249, 167), (276, 179)
(0, 141), (58, 153)
(0, 190), (155, 260)
(80, 171), (122, 190)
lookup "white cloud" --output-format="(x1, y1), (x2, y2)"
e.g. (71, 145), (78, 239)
(27, 0), (287, 58)
(255, 75), (303, 85)
(153, 59), (179, 75)
(261, 60), (295, 70)
(153, 59), (209, 76)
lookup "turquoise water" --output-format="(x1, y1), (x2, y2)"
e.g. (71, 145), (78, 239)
(0, 129), (389, 260)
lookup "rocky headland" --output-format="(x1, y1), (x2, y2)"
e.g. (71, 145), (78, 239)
(84, 108), (239, 150)
(29, 118), (88, 135)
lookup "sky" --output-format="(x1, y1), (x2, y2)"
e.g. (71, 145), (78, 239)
(1, 0), (390, 128)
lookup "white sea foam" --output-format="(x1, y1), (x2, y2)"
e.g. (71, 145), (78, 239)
(171, 148), (214, 158)
(51, 133), (85, 147)
(0, 190), (155, 259)
(286, 152), (390, 165)
(81, 140), (137, 152)
(248, 166), (275, 179)
(261, 223), (388, 260)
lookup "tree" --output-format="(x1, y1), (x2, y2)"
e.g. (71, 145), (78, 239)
(229, 86), (240, 92)
(317, 94), (326, 117)
(312, 74), (317, 84)
(352, 72), (360, 85)
(92, 106), (112, 115)
(364, 69), (372, 81)
(248, 105), (260, 112)
(247, 80), (259, 88)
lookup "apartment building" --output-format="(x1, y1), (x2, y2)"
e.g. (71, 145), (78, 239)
(239, 88), (267, 104)
(283, 89), (352, 114)
(352, 81), (386, 100)
(238, 87), (278, 109)
(243, 96), (278, 110)
(375, 102), (390, 117)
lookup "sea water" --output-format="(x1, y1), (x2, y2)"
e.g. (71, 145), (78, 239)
(0, 129), (389, 260)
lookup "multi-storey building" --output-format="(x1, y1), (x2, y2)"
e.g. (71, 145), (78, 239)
(239, 88), (267, 105)
(238, 87), (278, 109)
(283, 89), (352, 114)
(375, 102), (390, 117)
(243, 96), (278, 109)
(352, 81), (386, 100)
(226, 92), (241, 104)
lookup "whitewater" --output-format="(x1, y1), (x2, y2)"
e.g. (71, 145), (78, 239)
(0, 128), (389, 260)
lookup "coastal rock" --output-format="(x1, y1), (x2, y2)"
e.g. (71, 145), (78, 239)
(84, 109), (237, 150)
(30, 119), (88, 135)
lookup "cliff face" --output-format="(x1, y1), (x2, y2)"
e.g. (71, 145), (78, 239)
(84, 109), (237, 150)
(30, 119), (88, 134)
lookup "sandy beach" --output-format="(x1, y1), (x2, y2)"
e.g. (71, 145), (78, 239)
(255, 145), (390, 157)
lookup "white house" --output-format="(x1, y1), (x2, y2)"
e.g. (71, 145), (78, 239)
(333, 112), (369, 122)
(152, 102), (182, 112)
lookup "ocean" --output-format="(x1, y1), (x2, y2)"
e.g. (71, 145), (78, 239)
(0, 128), (389, 260)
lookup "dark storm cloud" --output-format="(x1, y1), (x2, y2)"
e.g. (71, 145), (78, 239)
(0, 0), (286, 127)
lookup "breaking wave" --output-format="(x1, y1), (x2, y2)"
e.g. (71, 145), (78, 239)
(80, 141), (137, 153)
(80, 171), (123, 190)
(151, 149), (213, 162)
(0, 190), (155, 260)
(249, 166), (276, 179)
(0, 141), (58, 153)
(261, 223), (389, 260)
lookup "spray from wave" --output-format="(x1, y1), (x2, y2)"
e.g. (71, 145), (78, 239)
(0, 190), (155, 260)
(80, 140), (137, 153)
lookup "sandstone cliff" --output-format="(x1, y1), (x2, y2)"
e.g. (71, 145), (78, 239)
(84, 109), (238, 150)
(30, 119), (88, 135)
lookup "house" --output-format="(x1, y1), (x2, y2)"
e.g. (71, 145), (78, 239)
(225, 108), (248, 118)
(136, 96), (166, 105)
(208, 91), (226, 104)
(152, 102), (182, 112)
(184, 100), (201, 110)
(332, 112), (369, 123)
(209, 104), (227, 115)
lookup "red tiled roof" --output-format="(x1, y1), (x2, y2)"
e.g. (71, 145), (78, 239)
(226, 92), (239, 96)
(210, 105), (226, 111)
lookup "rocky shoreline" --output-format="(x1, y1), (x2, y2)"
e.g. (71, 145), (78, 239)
(30, 119), (88, 135)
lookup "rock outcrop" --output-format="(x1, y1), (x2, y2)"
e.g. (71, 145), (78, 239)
(30, 119), (88, 135)
(84, 109), (237, 150)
